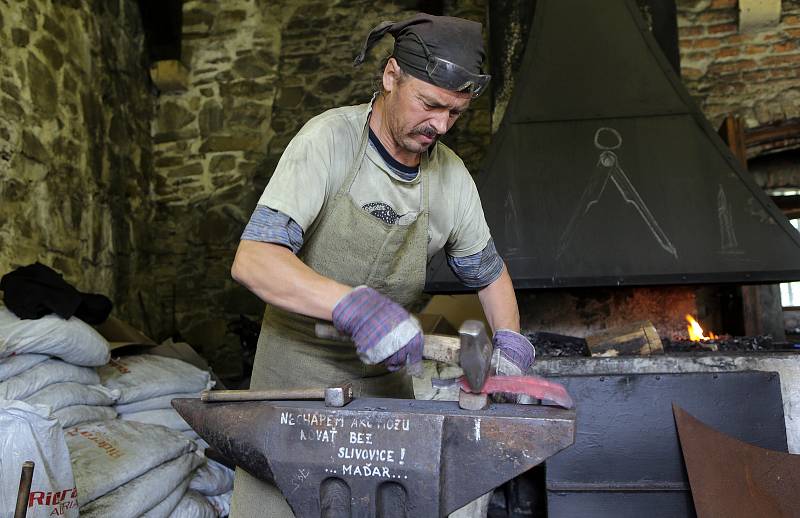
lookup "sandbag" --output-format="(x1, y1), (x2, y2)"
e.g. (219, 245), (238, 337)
(115, 391), (200, 414)
(0, 400), (78, 518)
(120, 408), (191, 431)
(190, 458), (234, 496)
(0, 307), (110, 366)
(25, 383), (119, 411)
(141, 476), (192, 518)
(206, 490), (232, 517)
(98, 355), (212, 405)
(0, 359), (99, 400)
(53, 405), (117, 428)
(170, 489), (218, 518)
(79, 453), (202, 518)
(183, 429), (200, 440)
(66, 419), (196, 505)
(0, 353), (48, 381)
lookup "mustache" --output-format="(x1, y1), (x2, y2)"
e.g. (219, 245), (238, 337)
(411, 125), (438, 139)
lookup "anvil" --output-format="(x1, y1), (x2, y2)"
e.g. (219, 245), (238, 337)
(173, 397), (575, 517)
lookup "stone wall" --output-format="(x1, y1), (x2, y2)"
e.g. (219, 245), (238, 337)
(148, 0), (282, 378)
(678, 0), (800, 128)
(151, 0), (489, 379)
(0, 0), (155, 331)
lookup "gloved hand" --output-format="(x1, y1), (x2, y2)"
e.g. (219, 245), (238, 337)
(332, 286), (423, 372)
(491, 330), (536, 404)
(492, 329), (536, 376)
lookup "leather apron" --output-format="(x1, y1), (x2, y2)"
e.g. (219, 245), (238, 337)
(230, 115), (430, 517)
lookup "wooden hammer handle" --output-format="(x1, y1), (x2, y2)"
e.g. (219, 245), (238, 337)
(314, 323), (461, 364)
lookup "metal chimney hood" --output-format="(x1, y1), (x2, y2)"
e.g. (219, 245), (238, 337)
(426, 0), (800, 292)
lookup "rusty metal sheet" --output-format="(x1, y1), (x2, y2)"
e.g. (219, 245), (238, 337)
(545, 371), (786, 518)
(674, 403), (800, 518)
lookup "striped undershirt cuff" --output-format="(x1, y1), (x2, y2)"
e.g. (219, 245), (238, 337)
(447, 239), (504, 288)
(241, 205), (304, 254)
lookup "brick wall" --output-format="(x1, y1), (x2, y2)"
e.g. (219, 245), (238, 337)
(678, 0), (800, 128)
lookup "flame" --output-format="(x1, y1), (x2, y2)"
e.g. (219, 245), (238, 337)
(685, 314), (718, 341)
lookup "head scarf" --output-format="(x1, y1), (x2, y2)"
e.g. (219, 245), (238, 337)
(353, 13), (488, 91)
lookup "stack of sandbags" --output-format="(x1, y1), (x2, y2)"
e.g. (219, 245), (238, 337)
(0, 400), (79, 518)
(99, 354), (213, 439)
(66, 419), (201, 517)
(0, 307), (116, 427)
(98, 353), (223, 515)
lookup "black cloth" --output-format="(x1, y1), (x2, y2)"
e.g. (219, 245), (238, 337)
(0, 262), (112, 324)
(353, 13), (486, 82)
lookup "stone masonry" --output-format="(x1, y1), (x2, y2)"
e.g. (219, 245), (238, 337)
(0, 0), (156, 333)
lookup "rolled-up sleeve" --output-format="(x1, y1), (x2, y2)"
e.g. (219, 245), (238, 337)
(446, 238), (504, 288)
(241, 205), (305, 254)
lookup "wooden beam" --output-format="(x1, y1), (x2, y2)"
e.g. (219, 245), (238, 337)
(744, 119), (800, 152)
(717, 114), (748, 169)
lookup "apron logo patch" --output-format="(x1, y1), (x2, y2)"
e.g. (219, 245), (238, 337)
(362, 202), (401, 225)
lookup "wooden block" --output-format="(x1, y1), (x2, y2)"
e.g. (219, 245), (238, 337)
(585, 320), (664, 357)
(149, 60), (189, 92)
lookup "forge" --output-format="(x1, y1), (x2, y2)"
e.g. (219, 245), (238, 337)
(419, 1), (800, 516)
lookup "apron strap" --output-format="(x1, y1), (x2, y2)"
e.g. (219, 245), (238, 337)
(342, 114), (372, 193)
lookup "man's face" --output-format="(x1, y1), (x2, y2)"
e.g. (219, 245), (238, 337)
(382, 60), (472, 155)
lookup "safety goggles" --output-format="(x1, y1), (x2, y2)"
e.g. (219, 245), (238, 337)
(411, 33), (490, 98)
(425, 56), (490, 98)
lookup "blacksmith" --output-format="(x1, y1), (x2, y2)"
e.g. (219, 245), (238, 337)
(230, 13), (535, 516)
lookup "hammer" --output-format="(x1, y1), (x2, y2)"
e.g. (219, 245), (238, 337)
(314, 320), (494, 392)
(201, 321), (495, 409)
(201, 382), (354, 407)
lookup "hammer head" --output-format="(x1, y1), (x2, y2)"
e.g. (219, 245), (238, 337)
(458, 320), (493, 391)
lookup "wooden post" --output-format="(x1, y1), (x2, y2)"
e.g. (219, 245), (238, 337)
(717, 114), (748, 167)
(741, 284), (787, 341)
(718, 114), (789, 342)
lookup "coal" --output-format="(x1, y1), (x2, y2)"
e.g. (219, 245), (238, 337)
(663, 335), (799, 353)
(527, 332), (800, 358)
(525, 332), (589, 357)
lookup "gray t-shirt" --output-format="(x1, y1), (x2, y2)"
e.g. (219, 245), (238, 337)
(258, 101), (491, 260)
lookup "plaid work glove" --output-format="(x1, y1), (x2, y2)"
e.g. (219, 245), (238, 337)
(491, 330), (536, 403)
(332, 286), (423, 372)
(492, 329), (536, 376)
